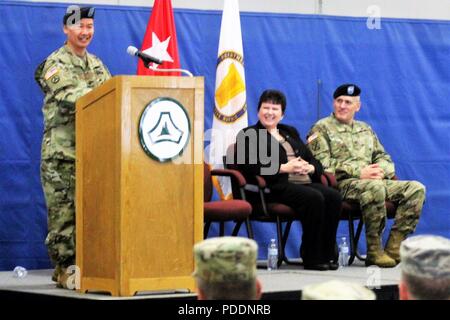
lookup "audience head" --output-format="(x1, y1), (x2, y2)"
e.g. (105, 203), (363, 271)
(399, 235), (450, 300)
(301, 280), (376, 300)
(193, 236), (261, 300)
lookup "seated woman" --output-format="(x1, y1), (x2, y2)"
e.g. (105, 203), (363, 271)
(235, 89), (342, 270)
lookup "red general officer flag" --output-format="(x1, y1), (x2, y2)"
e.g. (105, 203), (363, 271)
(137, 0), (181, 75)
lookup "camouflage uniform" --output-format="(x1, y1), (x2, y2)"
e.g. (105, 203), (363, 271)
(400, 235), (450, 300)
(193, 237), (258, 299)
(193, 236), (257, 282)
(35, 44), (111, 269)
(400, 235), (450, 279)
(307, 113), (426, 265)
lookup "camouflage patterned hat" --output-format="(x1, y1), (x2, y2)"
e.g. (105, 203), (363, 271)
(302, 280), (376, 300)
(193, 237), (258, 283)
(400, 235), (450, 279)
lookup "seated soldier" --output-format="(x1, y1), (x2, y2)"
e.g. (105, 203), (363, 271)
(308, 84), (426, 268)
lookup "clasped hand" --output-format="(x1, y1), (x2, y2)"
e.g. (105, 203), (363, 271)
(281, 157), (314, 175)
(360, 164), (384, 179)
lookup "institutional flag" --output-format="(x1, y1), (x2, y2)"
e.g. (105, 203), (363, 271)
(209, 0), (248, 200)
(137, 0), (181, 75)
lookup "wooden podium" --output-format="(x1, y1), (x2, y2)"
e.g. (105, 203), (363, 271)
(75, 76), (204, 296)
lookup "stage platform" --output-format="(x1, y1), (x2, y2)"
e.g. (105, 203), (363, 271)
(0, 260), (401, 301)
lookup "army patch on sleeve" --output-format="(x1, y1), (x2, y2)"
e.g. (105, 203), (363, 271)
(44, 66), (59, 80)
(307, 132), (319, 144)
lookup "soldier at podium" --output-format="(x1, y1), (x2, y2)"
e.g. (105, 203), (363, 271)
(34, 5), (111, 288)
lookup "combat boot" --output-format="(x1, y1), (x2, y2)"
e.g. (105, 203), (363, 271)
(56, 267), (74, 290)
(51, 265), (62, 282)
(365, 236), (396, 268)
(385, 230), (406, 264)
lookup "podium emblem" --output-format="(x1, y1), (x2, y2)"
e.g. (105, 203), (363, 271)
(139, 97), (190, 162)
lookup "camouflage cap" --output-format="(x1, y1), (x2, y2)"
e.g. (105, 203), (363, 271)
(193, 237), (258, 283)
(302, 280), (376, 300)
(63, 5), (95, 25)
(400, 235), (450, 279)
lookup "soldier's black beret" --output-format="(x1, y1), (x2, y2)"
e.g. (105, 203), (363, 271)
(333, 84), (361, 99)
(63, 6), (95, 25)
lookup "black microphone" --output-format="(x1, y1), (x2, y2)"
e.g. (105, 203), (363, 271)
(127, 46), (163, 65)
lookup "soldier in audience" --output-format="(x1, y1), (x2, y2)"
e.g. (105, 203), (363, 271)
(399, 235), (450, 300)
(193, 237), (262, 300)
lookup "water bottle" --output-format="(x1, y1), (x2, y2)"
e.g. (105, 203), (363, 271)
(338, 237), (349, 267)
(13, 266), (28, 279)
(267, 239), (279, 270)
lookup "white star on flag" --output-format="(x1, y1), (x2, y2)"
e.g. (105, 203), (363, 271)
(137, 0), (181, 76)
(142, 32), (174, 68)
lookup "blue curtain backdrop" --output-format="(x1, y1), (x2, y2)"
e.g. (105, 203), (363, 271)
(0, 1), (449, 270)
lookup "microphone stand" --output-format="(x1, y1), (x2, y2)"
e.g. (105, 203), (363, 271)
(145, 62), (193, 77)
